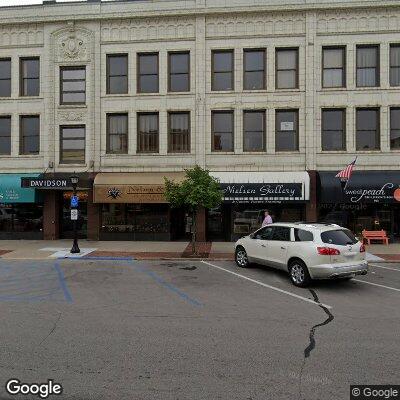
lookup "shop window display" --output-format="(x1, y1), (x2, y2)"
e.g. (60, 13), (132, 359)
(101, 204), (169, 240)
(0, 203), (43, 237)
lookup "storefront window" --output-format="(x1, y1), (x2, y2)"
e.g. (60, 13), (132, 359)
(60, 191), (87, 239)
(101, 204), (169, 235)
(0, 203), (43, 234)
(231, 204), (303, 241)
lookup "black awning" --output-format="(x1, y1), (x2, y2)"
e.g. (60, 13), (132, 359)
(318, 171), (400, 204)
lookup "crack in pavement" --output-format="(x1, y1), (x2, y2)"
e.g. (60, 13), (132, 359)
(37, 312), (62, 348)
(298, 289), (334, 400)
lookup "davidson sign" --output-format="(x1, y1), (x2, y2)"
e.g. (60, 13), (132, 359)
(21, 178), (69, 189)
(221, 183), (303, 201)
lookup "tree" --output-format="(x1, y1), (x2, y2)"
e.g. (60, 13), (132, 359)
(164, 165), (223, 254)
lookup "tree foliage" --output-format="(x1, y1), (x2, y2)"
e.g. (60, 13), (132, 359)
(164, 166), (223, 253)
(164, 165), (222, 211)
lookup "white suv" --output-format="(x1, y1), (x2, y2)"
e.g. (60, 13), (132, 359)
(235, 223), (368, 287)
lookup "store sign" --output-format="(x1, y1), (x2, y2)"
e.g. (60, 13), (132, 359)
(221, 183), (303, 201)
(319, 172), (400, 204)
(21, 178), (69, 189)
(94, 185), (167, 203)
(345, 183), (400, 203)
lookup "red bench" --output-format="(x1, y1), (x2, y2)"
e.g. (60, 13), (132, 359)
(362, 229), (389, 245)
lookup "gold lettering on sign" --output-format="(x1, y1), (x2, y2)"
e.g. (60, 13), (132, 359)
(127, 185), (164, 195)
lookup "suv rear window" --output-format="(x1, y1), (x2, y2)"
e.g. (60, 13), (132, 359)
(321, 229), (357, 245)
(294, 228), (313, 242)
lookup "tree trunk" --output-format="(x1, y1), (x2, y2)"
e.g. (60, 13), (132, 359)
(191, 209), (197, 254)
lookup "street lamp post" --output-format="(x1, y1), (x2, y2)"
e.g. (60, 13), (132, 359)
(70, 174), (80, 254)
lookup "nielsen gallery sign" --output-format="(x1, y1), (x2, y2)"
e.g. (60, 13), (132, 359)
(221, 183), (303, 202)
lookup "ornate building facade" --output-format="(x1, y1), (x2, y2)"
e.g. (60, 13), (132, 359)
(0, 0), (399, 241)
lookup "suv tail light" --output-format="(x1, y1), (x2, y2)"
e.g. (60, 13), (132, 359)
(360, 244), (366, 253)
(317, 247), (341, 255)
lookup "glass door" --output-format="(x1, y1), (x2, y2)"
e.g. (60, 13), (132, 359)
(60, 191), (88, 239)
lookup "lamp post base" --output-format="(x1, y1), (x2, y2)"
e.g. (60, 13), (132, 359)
(70, 240), (80, 254)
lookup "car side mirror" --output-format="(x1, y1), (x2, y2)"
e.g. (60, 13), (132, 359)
(249, 233), (255, 239)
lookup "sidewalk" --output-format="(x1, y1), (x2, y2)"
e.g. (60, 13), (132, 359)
(0, 239), (398, 261)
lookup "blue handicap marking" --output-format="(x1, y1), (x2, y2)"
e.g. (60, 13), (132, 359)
(0, 260), (72, 303)
(70, 195), (79, 208)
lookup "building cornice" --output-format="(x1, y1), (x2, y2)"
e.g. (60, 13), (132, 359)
(0, 1), (400, 25)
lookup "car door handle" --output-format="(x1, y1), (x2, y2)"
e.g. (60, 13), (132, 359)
(261, 244), (267, 248)
(281, 246), (286, 250)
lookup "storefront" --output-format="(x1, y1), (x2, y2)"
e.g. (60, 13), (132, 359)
(93, 172), (186, 241)
(0, 173), (43, 239)
(318, 171), (400, 240)
(208, 172), (310, 241)
(21, 173), (94, 240)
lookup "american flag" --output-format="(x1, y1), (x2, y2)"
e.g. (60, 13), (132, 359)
(335, 157), (357, 188)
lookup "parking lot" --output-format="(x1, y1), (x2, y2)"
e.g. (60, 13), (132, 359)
(0, 257), (399, 400)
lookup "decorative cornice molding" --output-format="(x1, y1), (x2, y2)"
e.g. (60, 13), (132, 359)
(0, 24), (43, 47)
(206, 13), (305, 38)
(101, 17), (196, 42)
(317, 9), (400, 33)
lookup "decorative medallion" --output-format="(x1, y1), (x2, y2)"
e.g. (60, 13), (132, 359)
(60, 33), (86, 60)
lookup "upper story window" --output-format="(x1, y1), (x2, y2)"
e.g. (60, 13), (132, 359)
(212, 110), (234, 151)
(0, 116), (11, 155)
(275, 109), (299, 152)
(137, 53), (159, 93)
(275, 48), (298, 89)
(20, 115), (39, 155)
(356, 45), (379, 87)
(60, 125), (85, 164)
(168, 52), (190, 92)
(168, 112), (190, 153)
(321, 109), (346, 151)
(137, 112), (159, 153)
(243, 49), (266, 90)
(60, 66), (86, 104)
(390, 108), (400, 149)
(243, 110), (265, 152)
(390, 44), (400, 87)
(212, 50), (234, 91)
(106, 54), (128, 94)
(0, 58), (11, 97)
(356, 108), (380, 151)
(107, 113), (128, 154)
(322, 46), (346, 88)
(20, 57), (39, 96)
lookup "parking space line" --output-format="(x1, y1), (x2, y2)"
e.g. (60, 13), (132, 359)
(53, 262), (73, 303)
(370, 264), (400, 272)
(201, 261), (332, 309)
(353, 279), (400, 292)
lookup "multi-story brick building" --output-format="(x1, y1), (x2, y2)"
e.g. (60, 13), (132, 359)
(0, 0), (399, 242)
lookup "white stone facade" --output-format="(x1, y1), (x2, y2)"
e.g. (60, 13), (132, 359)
(0, 0), (400, 175)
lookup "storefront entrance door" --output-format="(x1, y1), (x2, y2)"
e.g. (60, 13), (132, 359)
(60, 191), (88, 239)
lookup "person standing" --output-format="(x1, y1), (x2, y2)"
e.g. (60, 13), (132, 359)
(262, 210), (273, 227)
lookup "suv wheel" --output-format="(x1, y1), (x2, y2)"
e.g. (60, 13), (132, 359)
(289, 260), (311, 287)
(235, 246), (249, 268)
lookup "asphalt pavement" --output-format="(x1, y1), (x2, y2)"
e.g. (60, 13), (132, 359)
(0, 257), (399, 400)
